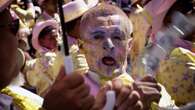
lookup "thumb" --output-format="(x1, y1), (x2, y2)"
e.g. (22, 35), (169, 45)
(91, 82), (112, 110)
(54, 66), (66, 83)
(112, 78), (123, 95)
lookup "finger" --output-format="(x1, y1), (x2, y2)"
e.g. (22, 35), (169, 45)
(128, 100), (143, 110)
(81, 95), (95, 110)
(55, 66), (66, 83)
(118, 90), (140, 110)
(134, 85), (161, 109)
(72, 83), (90, 98)
(134, 81), (161, 92)
(112, 79), (123, 94)
(138, 86), (161, 103)
(92, 85), (110, 110)
(127, 90), (140, 105)
(140, 75), (157, 83)
(116, 86), (132, 107)
(66, 73), (84, 89)
(117, 100), (128, 110)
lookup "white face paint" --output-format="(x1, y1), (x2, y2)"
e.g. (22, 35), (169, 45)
(81, 14), (133, 77)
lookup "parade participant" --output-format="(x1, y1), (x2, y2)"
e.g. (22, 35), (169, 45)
(63, 0), (99, 46)
(36, 0), (58, 22)
(0, 0), (94, 109)
(131, 0), (195, 107)
(51, 0), (99, 87)
(155, 0), (195, 106)
(79, 3), (161, 110)
(24, 20), (60, 96)
(11, 0), (35, 49)
(11, 0), (36, 28)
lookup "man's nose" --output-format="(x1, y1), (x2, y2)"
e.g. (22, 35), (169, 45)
(103, 38), (115, 51)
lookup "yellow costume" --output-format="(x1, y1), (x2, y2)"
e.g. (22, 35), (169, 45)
(25, 45), (88, 96)
(157, 47), (195, 105)
(25, 52), (58, 96)
(11, 4), (35, 29)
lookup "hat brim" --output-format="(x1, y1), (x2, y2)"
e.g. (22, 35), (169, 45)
(85, 0), (99, 8)
(64, 7), (88, 23)
(64, 0), (99, 23)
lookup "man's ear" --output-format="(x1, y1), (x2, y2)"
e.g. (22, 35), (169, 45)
(128, 33), (134, 50)
(128, 38), (133, 51)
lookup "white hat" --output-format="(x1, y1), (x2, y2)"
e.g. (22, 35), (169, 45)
(84, 0), (99, 8)
(32, 20), (59, 52)
(63, 0), (99, 23)
(0, 0), (13, 12)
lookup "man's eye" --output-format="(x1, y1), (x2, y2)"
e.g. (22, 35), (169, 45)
(113, 36), (122, 40)
(93, 35), (104, 40)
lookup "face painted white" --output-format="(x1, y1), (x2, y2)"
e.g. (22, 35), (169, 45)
(81, 14), (133, 77)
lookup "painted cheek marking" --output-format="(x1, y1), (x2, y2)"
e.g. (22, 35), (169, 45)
(106, 38), (115, 49)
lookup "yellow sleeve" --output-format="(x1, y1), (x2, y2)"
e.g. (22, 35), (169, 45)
(11, 5), (34, 19)
(1, 87), (42, 110)
(12, 6), (28, 18)
(52, 45), (89, 75)
(26, 53), (57, 96)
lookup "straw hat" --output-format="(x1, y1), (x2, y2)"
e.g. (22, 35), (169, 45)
(63, 0), (99, 23)
(32, 20), (59, 52)
(0, 0), (13, 12)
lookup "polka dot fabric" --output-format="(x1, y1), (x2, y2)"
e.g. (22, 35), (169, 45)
(157, 47), (195, 105)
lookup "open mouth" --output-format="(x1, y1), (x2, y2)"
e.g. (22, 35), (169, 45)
(102, 56), (116, 66)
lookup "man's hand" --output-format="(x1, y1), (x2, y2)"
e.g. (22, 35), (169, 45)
(112, 79), (143, 110)
(91, 79), (143, 110)
(90, 83), (111, 110)
(43, 67), (95, 110)
(91, 78), (144, 110)
(133, 75), (161, 110)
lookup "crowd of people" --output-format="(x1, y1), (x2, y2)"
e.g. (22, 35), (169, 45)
(0, 0), (195, 110)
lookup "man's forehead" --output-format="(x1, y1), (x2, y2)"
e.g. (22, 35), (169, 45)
(92, 15), (122, 26)
(96, 15), (121, 25)
(86, 14), (133, 34)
